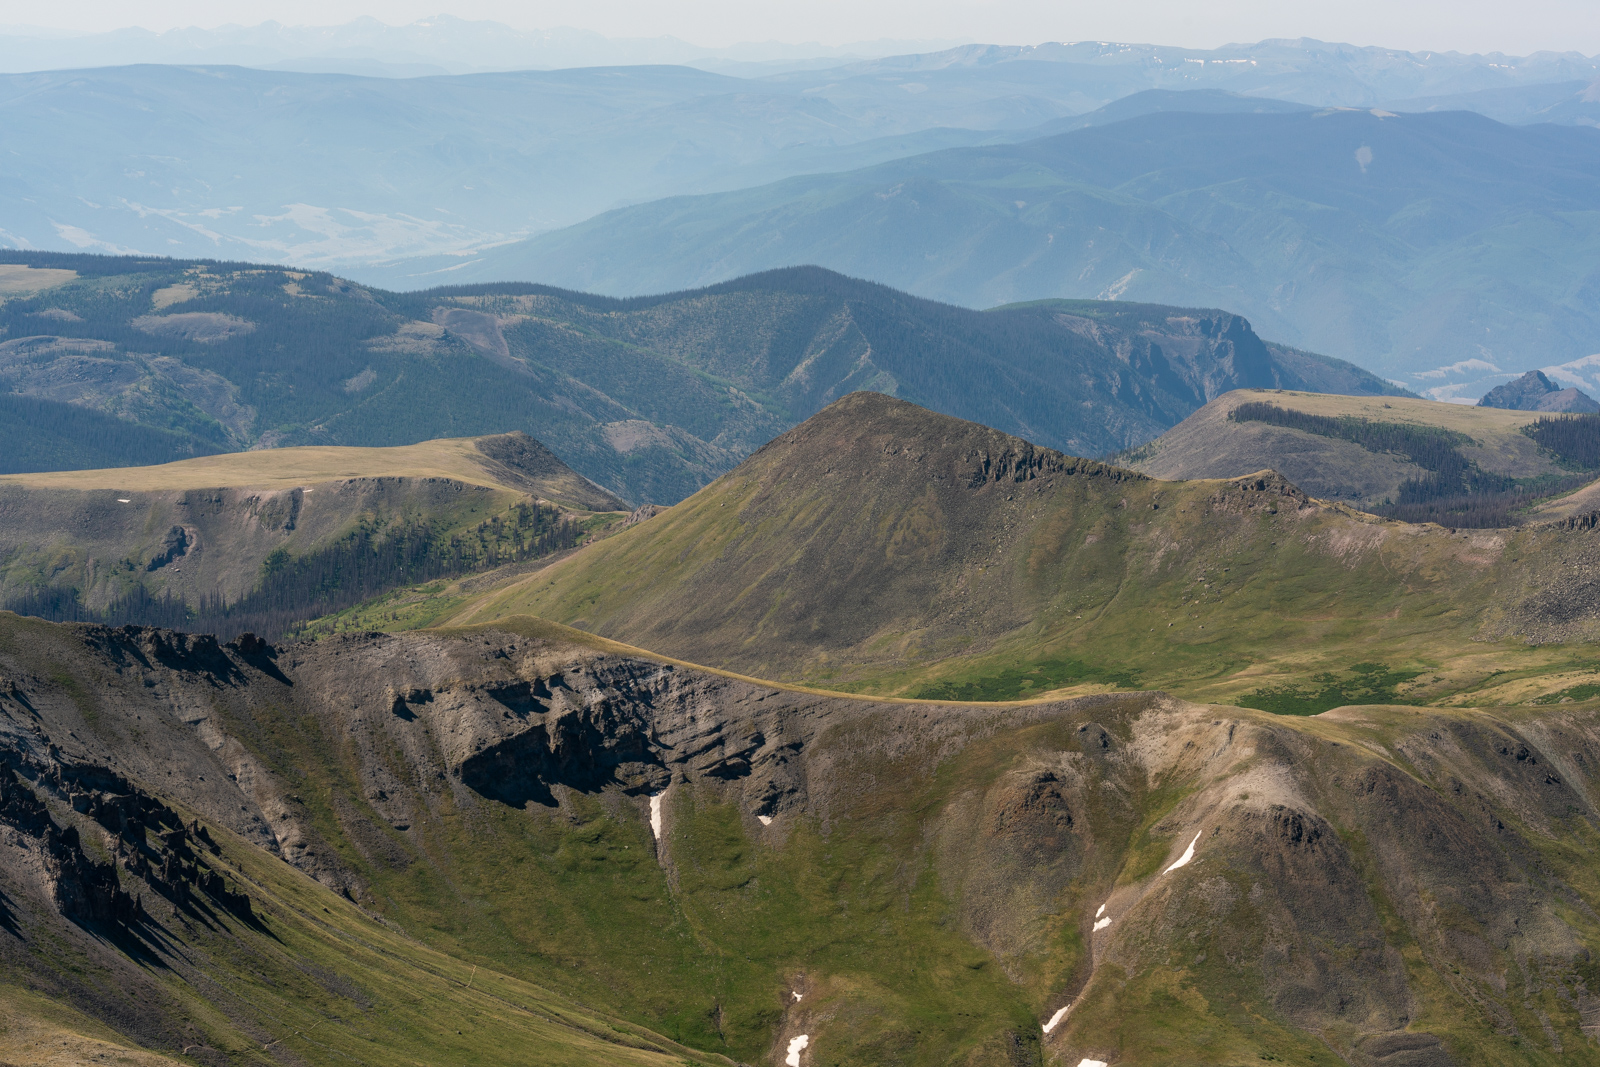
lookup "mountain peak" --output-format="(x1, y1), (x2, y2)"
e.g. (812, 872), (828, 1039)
(1479, 369), (1600, 412)
(760, 390), (1141, 490)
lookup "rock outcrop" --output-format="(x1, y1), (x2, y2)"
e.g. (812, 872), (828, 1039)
(1479, 369), (1600, 412)
(4, 613), (1600, 1064)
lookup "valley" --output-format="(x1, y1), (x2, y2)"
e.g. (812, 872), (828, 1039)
(7, 40), (1598, 271)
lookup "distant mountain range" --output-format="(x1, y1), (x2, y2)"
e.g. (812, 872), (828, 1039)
(4, 38), (1599, 270)
(425, 107), (1600, 382)
(0, 17), (958, 77)
(0, 252), (1399, 505)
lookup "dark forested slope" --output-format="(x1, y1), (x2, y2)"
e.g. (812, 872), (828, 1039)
(0, 253), (1398, 504)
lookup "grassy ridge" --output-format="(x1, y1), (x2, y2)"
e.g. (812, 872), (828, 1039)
(1127, 388), (1580, 511)
(443, 394), (1600, 708)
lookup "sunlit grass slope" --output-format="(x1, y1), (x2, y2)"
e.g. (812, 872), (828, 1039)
(443, 392), (1600, 707)
(1121, 387), (1584, 510)
(0, 433), (615, 506)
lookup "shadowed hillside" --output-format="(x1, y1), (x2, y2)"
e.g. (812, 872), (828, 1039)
(454, 107), (1600, 380)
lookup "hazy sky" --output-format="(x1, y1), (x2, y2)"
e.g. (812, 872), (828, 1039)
(20, 0), (1600, 55)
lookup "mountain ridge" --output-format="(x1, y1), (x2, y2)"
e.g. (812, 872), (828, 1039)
(439, 107), (1600, 381)
(0, 433), (626, 641)
(0, 253), (1398, 505)
(448, 392), (1600, 707)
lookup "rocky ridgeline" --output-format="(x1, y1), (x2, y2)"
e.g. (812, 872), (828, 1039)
(1479, 369), (1600, 413)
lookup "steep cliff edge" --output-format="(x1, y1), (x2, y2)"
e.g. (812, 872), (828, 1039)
(3, 611), (1600, 1064)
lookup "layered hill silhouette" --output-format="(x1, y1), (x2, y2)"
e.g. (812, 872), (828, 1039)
(0, 252), (1396, 504)
(10, 47), (1600, 268)
(454, 392), (1600, 705)
(455, 107), (1600, 379)
(0, 434), (625, 641)
(3, 612), (1600, 1065)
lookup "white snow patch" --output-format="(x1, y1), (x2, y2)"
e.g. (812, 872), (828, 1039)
(116, 498), (130, 503)
(1543, 352), (1600, 395)
(1092, 916), (1112, 931)
(785, 1034), (809, 1065)
(792, 990), (803, 1001)
(1094, 903), (1105, 918)
(649, 791), (665, 839)
(1076, 1060), (1109, 1067)
(758, 814), (773, 826)
(1164, 830), (1203, 873)
(1042, 1005), (1071, 1033)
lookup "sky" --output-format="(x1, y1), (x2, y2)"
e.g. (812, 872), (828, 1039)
(16, 0), (1600, 55)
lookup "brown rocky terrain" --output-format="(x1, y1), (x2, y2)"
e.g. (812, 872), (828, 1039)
(2, 611), (1600, 1064)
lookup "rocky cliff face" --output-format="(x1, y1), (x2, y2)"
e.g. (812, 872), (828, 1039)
(3, 612), (1600, 1064)
(1480, 369), (1600, 412)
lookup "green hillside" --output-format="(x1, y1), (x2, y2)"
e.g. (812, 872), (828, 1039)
(0, 252), (1396, 505)
(0, 433), (625, 641)
(3, 611), (1600, 1066)
(448, 392), (1600, 708)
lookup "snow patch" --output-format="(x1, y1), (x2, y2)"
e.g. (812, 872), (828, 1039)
(785, 1034), (809, 1066)
(116, 498), (130, 503)
(792, 991), (803, 1001)
(1076, 1060), (1109, 1067)
(1094, 903), (1105, 918)
(1164, 830), (1203, 873)
(1093, 917), (1112, 931)
(758, 814), (773, 826)
(649, 791), (665, 839)
(1042, 1005), (1071, 1033)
